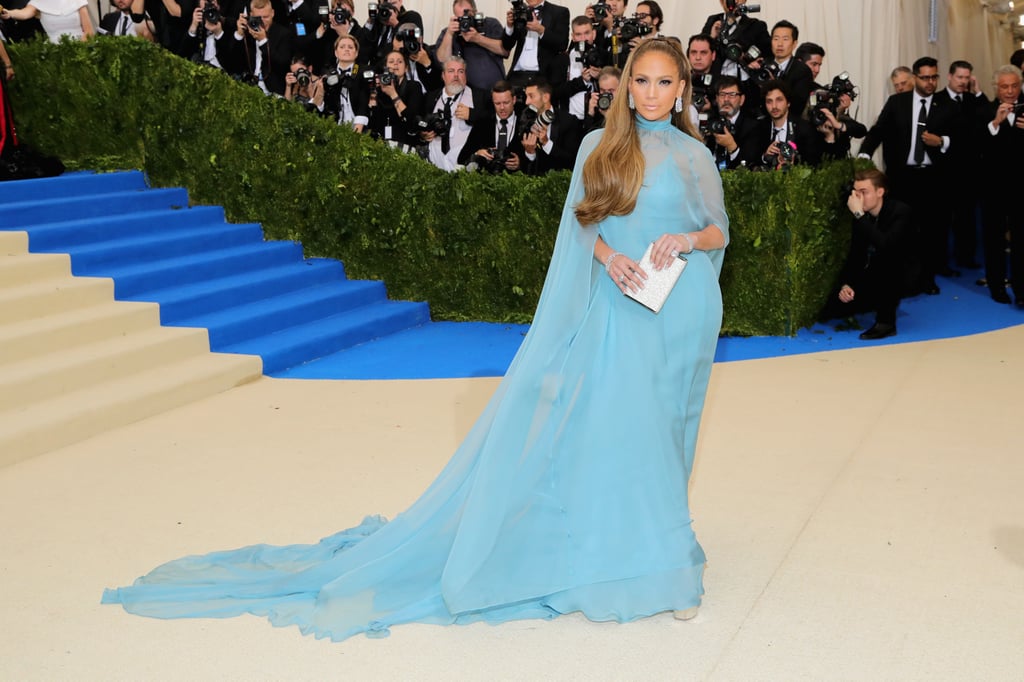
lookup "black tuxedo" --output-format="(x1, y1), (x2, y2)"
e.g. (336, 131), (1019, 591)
(281, 0), (321, 70)
(522, 107), (581, 175)
(226, 22), (293, 95)
(705, 109), (761, 170)
(700, 13), (770, 70)
(757, 117), (825, 168)
(178, 26), (234, 67)
(860, 90), (958, 288)
(934, 88), (988, 267)
(502, 1), (570, 86)
(322, 63), (372, 126)
(774, 58), (814, 117)
(458, 112), (526, 170)
(822, 199), (913, 327)
(978, 100), (1024, 299)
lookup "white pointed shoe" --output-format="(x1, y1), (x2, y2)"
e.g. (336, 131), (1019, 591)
(673, 606), (699, 621)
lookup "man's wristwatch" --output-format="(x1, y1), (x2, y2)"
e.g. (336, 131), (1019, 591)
(852, 210), (865, 219)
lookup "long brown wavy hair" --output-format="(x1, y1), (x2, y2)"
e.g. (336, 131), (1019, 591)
(575, 38), (700, 227)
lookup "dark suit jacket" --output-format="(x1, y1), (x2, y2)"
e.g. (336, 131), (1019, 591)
(757, 116), (827, 168)
(706, 109), (761, 170)
(502, 1), (570, 84)
(178, 26), (235, 66)
(977, 98), (1024, 195)
(860, 90), (957, 176)
(700, 13), (771, 67)
(458, 112), (527, 168)
(421, 85), (489, 159)
(523, 107), (581, 175)
(322, 64), (372, 124)
(840, 198), (912, 286)
(360, 9), (424, 67)
(226, 22), (293, 95)
(366, 75), (424, 147)
(281, 0), (321, 68)
(776, 58), (814, 117)
(933, 89), (988, 179)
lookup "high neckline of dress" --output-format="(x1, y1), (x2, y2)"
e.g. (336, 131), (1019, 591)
(635, 115), (674, 132)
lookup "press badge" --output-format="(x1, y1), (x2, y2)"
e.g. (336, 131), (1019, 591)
(296, 24), (306, 36)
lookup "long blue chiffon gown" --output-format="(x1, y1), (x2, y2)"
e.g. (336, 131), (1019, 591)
(102, 114), (730, 642)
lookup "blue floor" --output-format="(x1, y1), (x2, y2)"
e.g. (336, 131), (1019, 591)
(277, 265), (1023, 380)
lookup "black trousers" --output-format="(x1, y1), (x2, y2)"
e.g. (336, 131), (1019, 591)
(981, 193), (1024, 299)
(822, 264), (901, 327)
(889, 165), (944, 289)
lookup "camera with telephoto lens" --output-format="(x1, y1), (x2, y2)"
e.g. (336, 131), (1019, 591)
(574, 40), (607, 69)
(295, 67), (312, 87)
(699, 114), (734, 140)
(416, 111), (452, 135)
(724, 0), (760, 16)
(509, 0), (533, 31)
(752, 60), (780, 82)
(202, 0), (222, 25)
(591, 1), (611, 18)
(596, 91), (614, 111)
(719, 39), (761, 68)
(692, 73), (714, 110)
(398, 26), (421, 54)
(458, 9), (485, 32)
(617, 16), (652, 42)
(518, 105), (554, 137)
(247, 14), (264, 30)
(808, 71), (858, 127)
(379, 71), (394, 87)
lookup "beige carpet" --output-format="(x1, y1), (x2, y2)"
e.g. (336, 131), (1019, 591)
(2, 326), (1023, 681)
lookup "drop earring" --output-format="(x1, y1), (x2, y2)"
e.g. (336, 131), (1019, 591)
(628, 93), (635, 109)
(675, 96), (684, 113)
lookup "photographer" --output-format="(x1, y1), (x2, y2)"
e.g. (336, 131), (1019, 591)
(821, 169), (912, 340)
(391, 21), (441, 94)
(634, 1), (663, 37)
(360, 0), (423, 68)
(229, 0), (292, 95)
(521, 77), (581, 174)
(503, 0), (570, 88)
(703, 75), (760, 170)
(283, 54), (327, 113)
(586, 0), (631, 69)
(179, 0), (229, 66)
(557, 16), (604, 125)
(460, 80), (524, 172)
(687, 33), (718, 114)
(701, 0), (769, 82)
(763, 20), (814, 117)
(322, 34), (369, 131)
(421, 56), (485, 171)
(758, 80), (824, 169)
(366, 49), (424, 149)
(581, 65), (620, 134)
(806, 72), (868, 159)
(434, 0), (507, 92)
(280, 0), (320, 71)
(312, 0), (368, 71)
(100, 0), (155, 40)
(794, 41), (824, 88)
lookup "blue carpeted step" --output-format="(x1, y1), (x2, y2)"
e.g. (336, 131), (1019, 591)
(126, 259), (348, 323)
(0, 188), (191, 230)
(17, 206), (228, 251)
(101, 241), (305, 297)
(224, 300), (431, 375)
(0, 171), (147, 203)
(62, 223), (265, 271)
(175, 279), (388, 347)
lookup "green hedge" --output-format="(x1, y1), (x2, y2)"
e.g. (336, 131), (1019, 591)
(7, 37), (864, 335)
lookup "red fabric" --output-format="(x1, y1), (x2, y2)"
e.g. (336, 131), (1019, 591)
(0, 72), (20, 155)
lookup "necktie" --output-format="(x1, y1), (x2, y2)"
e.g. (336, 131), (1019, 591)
(120, 13), (130, 35)
(497, 119), (508, 153)
(441, 97), (453, 154)
(914, 98), (927, 165)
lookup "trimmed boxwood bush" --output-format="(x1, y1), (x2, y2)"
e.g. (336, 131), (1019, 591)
(7, 37), (866, 335)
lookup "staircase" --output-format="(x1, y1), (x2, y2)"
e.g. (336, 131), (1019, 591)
(0, 171), (431, 464)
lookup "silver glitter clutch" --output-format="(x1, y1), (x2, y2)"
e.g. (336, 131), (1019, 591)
(625, 243), (687, 314)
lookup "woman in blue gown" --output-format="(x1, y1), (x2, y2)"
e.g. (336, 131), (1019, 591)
(103, 38), (729, 641)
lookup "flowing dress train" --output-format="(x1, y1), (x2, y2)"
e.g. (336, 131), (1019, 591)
(102, 114), (730, 642)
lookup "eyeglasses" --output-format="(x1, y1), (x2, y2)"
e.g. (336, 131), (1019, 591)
(633, 12), (649, 18)
(916, 74), (939, 81)
(718, 91), (741, 98)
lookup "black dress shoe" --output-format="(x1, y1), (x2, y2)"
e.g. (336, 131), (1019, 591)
(859, 323), (897, 340)
(937, 267), (961, 278)
(991, 289), (1012, 304)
